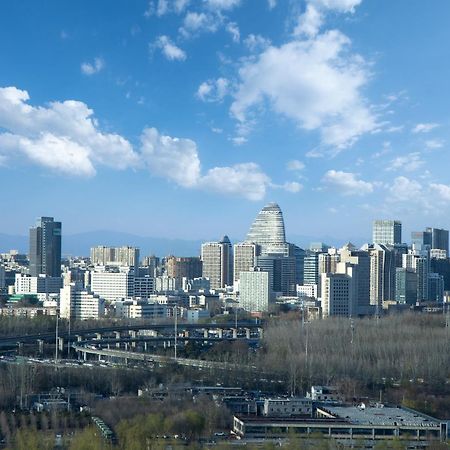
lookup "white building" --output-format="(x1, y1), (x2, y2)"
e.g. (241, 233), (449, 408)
(321, 273), (353, 318)
(90, 268), (134, 302)
(15, 274), (62, 301)
(115, 299), (167, 319)
(60, 282), (105, 320)
(201, 236), (233, 290)
(239, 270), (271, 313)
(90, 246), (139, 267)
(297, 284), (318, 299)
(155, 275), (179, 293)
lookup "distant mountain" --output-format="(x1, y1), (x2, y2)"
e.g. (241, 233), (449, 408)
(0, 231), (203, 258)
(0, 231), (370, 258)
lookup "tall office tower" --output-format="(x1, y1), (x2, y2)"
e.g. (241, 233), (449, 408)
(411, 231), (432, 251)
(403, 253), (430, 303)
(201, 236), (233, 290)
(255, 254), (297, 296)
(233, 242), (260, 282)
(60, 282), (105, 320)
(90, 246), (139, 267)
(321, 273), (353, 318)
(428, 273), (444, 302)
(372, 220), (402, 245)
(291, 245), (305, 285)
(338, 243), (371, 315)
(430, 257), (450, 290)
(395, 268), (417, 305)
(303, 251), (321, 285)
(165, 256), (202, 281)
(246, 202), (287, 255)
(239, 269), (271, 313)
(426, 227), (449, 253)
(318, 253), (340, 276)
(29, 217), (62, 277)
(365, 244), (396, 309)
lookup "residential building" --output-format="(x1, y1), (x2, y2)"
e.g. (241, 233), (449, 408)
(233, 242), (260, 282)
(321, 273), (353, 317)
(239, 269), (271, 313)
(165, 256), (202, 281)
(201, 236), (233, 290)
(90, 246), (139, 267)
(90, 268), (134, 302)
(60, 282), (105, 320)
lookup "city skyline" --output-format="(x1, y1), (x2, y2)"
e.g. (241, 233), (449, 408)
(1, 1), (450, 240)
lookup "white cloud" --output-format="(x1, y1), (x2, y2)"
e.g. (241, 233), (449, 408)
(140, 127), (201, 187)
(226, 22), (240, 43)
(425, 139), (444, 150)
(196, 78), (229, 102)
(81, 57), (105, 75)
(386, 152), (424, 172)
(267, 0), (276, 9)
(287, 160), (305, 171)
(0, 86), (138, 175)
(180, 11), (220, 36)
(200, 163), (270, 200)
(388, 176), (422, 203)
(322, 170), (373, 195)
(412, 123), (439, 134)
(145, 0), (189, 16)
(430, 183), (450, 202)
(244, 34), (271, 52)
(154, 35), (186, 61)
(281, 181), (303, 193)
(231, 30), (376, 149)
(204, 0), (241, 11)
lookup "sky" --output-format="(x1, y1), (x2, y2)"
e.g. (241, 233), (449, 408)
(1, 0), (450, 244)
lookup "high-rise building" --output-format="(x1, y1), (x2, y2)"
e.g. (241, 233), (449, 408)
(426, 227), (449, 253)
(403, 252), (430, 303)
(142, 255), (161, 277)
(246, 203), (287, 255)
(428, 273), (444, 303)
(90, 246), (139, 267)
(411, 231), (432, 251)
(395, 268), (417, 305)
(60, 282), (105, 320)
(90, 268), (135, 302)
(201, 236), (233, 290)
(321, 273), (353, 318)
(303, 251), (321, 286)
(29, 217), (62, 277)
(165, 256), (202, 281)
(372, 220), (402, 246)
(233, 242), (260, 283)
(239, 269), (271, 313)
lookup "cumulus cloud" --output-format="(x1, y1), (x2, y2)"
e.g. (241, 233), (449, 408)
(387, 176), (422, 203)
(153, 35), (186, 61)
(425, 139), (444, 150)
(322, 170), (373, 195)
(145, 0), (190, 16)
(267, 0), (276, 8)
(0, 86), (138, 175)
(231, 30), (375, 149)
(196, 78), (229, 102)
(430, 183), (450, 202)
(179, 11), (220, 36)
(280, 181), (303, 193)
(81, 57), (105, 75)
(412, 123), (439, 133)
(386, 152), (424, 172)
(204, 0), (241, 11)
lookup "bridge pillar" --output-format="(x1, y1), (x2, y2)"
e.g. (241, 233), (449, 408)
(203, 329), (208, 339)
(37, 339), (44, 354)
(17, 342), (23, 355)
(258, 327), (264, 339)
(58, 337), (64, 352)
(232, 328), (237, 339)
(144, 342), (148, 352)
(76, 335), (83, 342)
(83, 351), (87, 361)
(218, 329), (223, 339)
(107, 344), (110, 350)
(115, 332), (121, 348)
(245, 328), (251, 339)
(130, 331), (137, 348)
(124, 343), (129, 351)
(95, 333), (102, 340)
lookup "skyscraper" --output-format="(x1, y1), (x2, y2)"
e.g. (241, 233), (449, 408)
(233, 242), (260, 282)
(29, 217), (62, 277)
(165, 256), (202, 281)
(426, 227), (449, 253)
(372, 220), (402, 245)
(246, 202), (287, 255)
(201, 236), (233, 290)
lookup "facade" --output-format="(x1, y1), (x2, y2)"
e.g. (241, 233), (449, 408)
(233, 242), (260, 283)
(29, 217), (62, 277)
(90, 246), (139, 267)
(90, 269), (134, 302)
(321, 273), (353, 317)
(428, 273), (444, 302)
(60, 282), (105, 320)
(165, 256), (202, 281)
(134, 276), (155, 298)
(246, 202), (286, 255)
(115, 299), (167, 319)
(426, 227), (449, 253)
(239, 270), (271, 313)
(303, 251), (321, 286)
(403, 253), (430, 302)
(395, 268), (417, 305)
(263, 398), (312, 417)
(372, 220), (402, 245)
(201, 236), (233, 290)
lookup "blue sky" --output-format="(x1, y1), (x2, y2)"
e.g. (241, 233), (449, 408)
(1, 0), (450, 243)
